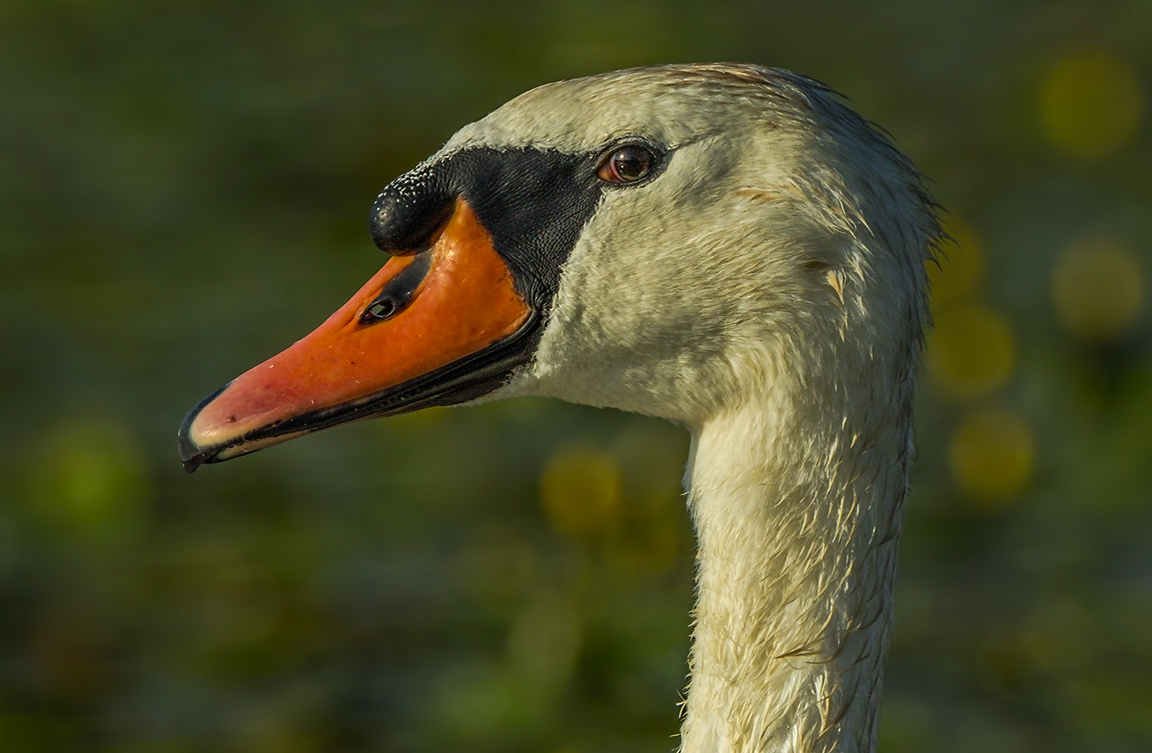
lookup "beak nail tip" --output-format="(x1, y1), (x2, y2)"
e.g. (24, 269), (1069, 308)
(178, 383), (230, 474)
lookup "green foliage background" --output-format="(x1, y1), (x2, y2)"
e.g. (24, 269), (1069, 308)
(1, 1), (1150, 751)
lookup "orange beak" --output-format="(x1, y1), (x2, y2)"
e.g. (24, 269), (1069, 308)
(178, 199), (535, 471)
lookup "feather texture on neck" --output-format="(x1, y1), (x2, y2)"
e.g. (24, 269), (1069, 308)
(682, 323), (916, 753)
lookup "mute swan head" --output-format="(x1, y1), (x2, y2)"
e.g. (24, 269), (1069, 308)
(179, 63), (942, 753)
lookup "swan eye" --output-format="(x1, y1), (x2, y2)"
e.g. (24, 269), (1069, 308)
(597, 145), (655, 184)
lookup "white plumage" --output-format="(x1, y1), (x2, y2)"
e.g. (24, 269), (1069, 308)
(455, 65), (942, 753)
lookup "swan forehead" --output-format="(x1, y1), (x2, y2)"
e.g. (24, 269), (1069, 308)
(444, 64), (822, 154)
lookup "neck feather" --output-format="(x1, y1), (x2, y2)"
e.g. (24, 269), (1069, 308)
(679, 357), (915, 753)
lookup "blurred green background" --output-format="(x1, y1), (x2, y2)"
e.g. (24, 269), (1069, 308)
(1, 1), (1150, 751)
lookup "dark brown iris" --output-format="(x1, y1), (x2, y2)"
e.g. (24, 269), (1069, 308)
(597, 144), (655, 184)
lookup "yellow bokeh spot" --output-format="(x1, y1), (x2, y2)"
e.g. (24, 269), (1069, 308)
(1040, 51), (1144, 160)
(26, 419), (149, 537)
(928, 216), (985, 309)
(539, 445), (621, 539)
(927, 304), (1015, 398)
(1051, 235), (1144, 341)
(949, 407), (1034, 504)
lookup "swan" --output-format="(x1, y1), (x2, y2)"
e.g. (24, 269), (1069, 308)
(178, 63), (942, 753)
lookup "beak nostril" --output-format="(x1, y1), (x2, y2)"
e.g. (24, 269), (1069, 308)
(359, 251), (434, 326)
(366, 299), (397, 320)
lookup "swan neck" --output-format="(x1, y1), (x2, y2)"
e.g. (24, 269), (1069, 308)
(680, 386), (911, 753)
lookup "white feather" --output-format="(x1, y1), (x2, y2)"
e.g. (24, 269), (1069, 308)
(450, 64), (941, 753)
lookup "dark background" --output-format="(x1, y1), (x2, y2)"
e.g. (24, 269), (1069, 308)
(2, 1), (1150, 751)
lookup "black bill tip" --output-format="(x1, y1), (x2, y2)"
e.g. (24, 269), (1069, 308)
(177, 385), (228, 473)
